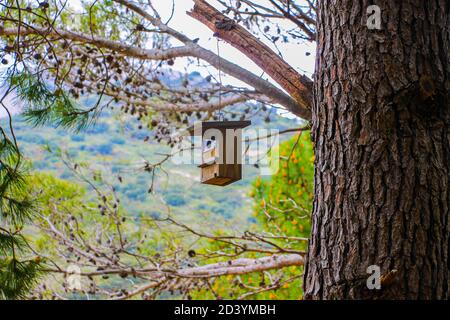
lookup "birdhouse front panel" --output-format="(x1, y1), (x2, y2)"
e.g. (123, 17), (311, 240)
(202, 138), (217, 165)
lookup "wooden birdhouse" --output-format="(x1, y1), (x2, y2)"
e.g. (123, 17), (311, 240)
(189, 121), (251, 186)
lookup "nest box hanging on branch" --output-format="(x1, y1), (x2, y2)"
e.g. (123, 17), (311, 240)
(189, 121), (251, 186)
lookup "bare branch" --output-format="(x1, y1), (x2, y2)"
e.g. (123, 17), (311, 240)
(178, 254), (303, 277)
(188, 0), (313, 119)
(0, 22), (304, 117)
(112, 0), (307, 118)
(0, 26), (193, 60)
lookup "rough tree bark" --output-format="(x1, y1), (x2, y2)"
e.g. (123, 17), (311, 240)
(304, 0), (449, 299)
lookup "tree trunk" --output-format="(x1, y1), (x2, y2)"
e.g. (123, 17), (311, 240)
(304, 0), (449, 299)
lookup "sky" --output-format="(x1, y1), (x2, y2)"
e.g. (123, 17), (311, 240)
(1, 0), (316, 118)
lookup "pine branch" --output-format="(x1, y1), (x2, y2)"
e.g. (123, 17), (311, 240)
(10, 72), (92, 131)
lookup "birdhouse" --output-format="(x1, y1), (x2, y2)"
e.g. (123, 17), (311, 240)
(189, 121), (251, 186)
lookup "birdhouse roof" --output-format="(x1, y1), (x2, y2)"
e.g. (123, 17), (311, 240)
(187, 121), (251, 136)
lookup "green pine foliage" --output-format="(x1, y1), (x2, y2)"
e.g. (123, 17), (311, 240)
(0, 258), (41, 300)
(10, 71), (94, 132)
(0, 132), (42, 299)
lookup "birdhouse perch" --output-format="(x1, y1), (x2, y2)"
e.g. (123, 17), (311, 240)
(188, 121), (251, 186)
